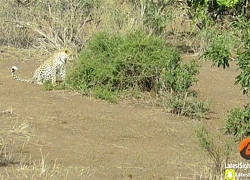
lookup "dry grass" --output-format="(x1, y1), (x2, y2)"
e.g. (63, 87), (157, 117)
(0, 0), (101, 52)
(2, 152), (96, 179)
(0, 0), (198, 53)
(0, 120), (30, 168)
(0, 108), (95, 179)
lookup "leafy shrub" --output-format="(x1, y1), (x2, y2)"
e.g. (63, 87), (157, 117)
(169, 95), (209, 119)
(225, 104), (250, 140)
(126, 0), (171, 35)
(141, 1), (171, 35)
(67, 31), (199, 101)
(196, 125), (232, 178)
(188, 0), (248, 23)
(230, 16), (250, 96)
(202, 33), (232, 68)
(233, 16), (250, 42)
(164, 60), (199, 94)
(235, 48), (250, 95)
(93, 87), (118, 103)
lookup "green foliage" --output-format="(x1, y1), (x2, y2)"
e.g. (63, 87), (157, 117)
(225, 104), (250, 140)
(169, 95), (209, 119)
(235, 48), (250, 95)
(142, 1), (171, 35)
(224, 0), (239, 7)
(93, 88), (118, 103)
(43, 82), (54, 91)
(67, 31), (199, 101)
(43, 82), (68, 91)
(188, 0), (230, 31)
(196, 125), (233, 178)
(188, 0), (216, 28)
(235, 23), (250, 95)
(164, 60), (200, 94)
(188, 0), (248, 24)
(203, 33), (232, 68)
(216, 0), (239, 7)
(233, 16), (250, 43)
(196, 125), (216, 154)
(128, 0), (171, 35)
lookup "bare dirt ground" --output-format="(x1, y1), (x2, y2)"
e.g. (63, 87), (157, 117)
(0, 48), (249, 179)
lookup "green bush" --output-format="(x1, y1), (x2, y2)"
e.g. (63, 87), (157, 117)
(203, 33), (232, 68)
(235, 28), (250, 95)
(235, 47), (250, 95)
(141, 0), (171, 35)
(169, 95), (209, 119)
(196, 125), (232, 178)
(225, 104), (250, 140)
(67, 31), (199, 101)
(164, 60), (199, 94)
(188, 0), (248, 24)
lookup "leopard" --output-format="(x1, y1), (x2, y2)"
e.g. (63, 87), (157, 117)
(11, 49), (72, 85)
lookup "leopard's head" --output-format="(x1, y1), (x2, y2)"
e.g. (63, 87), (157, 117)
(60, 48), (73, 63)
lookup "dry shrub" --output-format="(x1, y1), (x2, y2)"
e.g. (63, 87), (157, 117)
(0, 0), (101, 51)
(0, 0), (175, 51)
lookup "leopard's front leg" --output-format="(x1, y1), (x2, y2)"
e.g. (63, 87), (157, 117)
(59, 65), (66, 81)
(51, 69), (57, 85)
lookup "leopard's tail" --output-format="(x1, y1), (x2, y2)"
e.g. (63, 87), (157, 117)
(11, 66), (34, 84)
